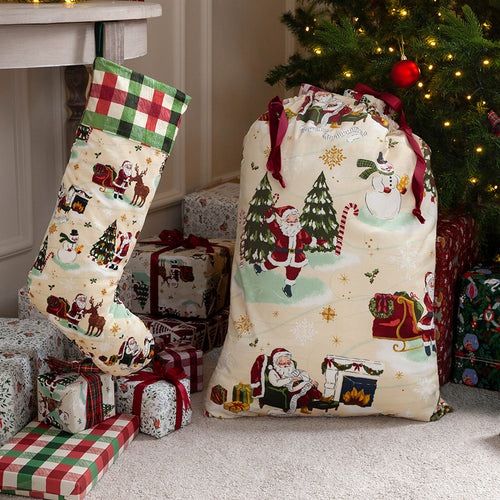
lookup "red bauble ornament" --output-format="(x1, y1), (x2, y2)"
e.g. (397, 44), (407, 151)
(391, 59), (421, 88)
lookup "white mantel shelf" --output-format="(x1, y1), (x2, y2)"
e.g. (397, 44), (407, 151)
(0, 0), (162, 68)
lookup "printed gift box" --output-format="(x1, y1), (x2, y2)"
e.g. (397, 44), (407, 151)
(154, 341), (203, 392)
(37, 358), (115, 434)
(182, 180), (240, 239)
(434, 214), (478, 385)
(138, 306), (229, 353)
(0, 352), (37, 446)
(114, 363), (191, 439)
(0, 413), (139, 500)
(452, 266), (500, 391)
(126, 229), (234, 318)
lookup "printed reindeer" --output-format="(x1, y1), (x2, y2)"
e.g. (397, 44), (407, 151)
(130, 167), (150, 207)
(84, 297), (106, 337)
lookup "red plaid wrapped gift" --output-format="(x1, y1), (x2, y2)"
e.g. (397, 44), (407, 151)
(0, 413), (139, 500)
(435, 213), (478, 385)
(154, 342), (203, 392)
(139, 306), (229, 353)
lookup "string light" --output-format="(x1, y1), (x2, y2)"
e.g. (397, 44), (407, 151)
(388, 47), (394, 52)
(483, 59), (490, 65)
(314, 48), (322, 55)
(424, 93), (431, 99)
(444, 121), (451, 127)
(428, 64), (434, 70)
(376, 47), (382, 53)
(305, 26), (310, 32)
(476, 147), (483, 153)
(467, 95), (472, 100)
(418, 82), (424, 88)
(469, 177), (478, 184)
(400, 10), (408, 16)
(447, 54), (453, 60)
(344, 71), (352, 78)
(455, 71), (462, 77)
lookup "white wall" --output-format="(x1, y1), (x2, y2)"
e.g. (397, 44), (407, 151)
(0, 0), (295, 316)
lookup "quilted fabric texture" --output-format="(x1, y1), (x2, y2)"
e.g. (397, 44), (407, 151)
(27, 58), (190, 375)
(205, 85), (443, 421)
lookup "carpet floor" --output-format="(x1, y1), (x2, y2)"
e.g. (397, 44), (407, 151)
(1, 349), (498, 500)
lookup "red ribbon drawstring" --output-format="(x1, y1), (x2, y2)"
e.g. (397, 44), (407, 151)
(353, 83), (427, 224)
(266, 96), (288, 188)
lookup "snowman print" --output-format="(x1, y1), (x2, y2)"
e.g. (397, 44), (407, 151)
(357, 152), (408, 220)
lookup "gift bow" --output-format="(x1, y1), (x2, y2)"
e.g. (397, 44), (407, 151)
(352, 83), (427, 224)
(124, 362), (191, 430)
(266, 96), (288, 188)
(45, 357), (104, 428)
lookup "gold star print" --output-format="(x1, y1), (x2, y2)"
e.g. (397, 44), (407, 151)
(319, 146), (346, 169)
(121, 214), (127, 222)
(321, 305), (337, 323)
(48, 224), (58, 234)
(273, 311), (279, 318)
(111, 323), (120, 334)
(234, 314), (254, 338)
(395, 371), (404, 380)
(339, 273), (350, 285)
(331, 335), (342, 347)
(101, 289), (107, 296)
(146, 157), (152, 164)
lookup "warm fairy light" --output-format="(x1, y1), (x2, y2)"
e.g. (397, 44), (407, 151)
(447, 54), (453, 60)
(344, 72), (352, 78)
(376, 47), (382, 53)
(418, 82), (423, 87)
(314, 48), (322, 55)
(424, 93), (431, 99)
(429, 40), (436, 47)
(428, 64), (433, 70)
(305, 26), (310, 32)
(483, 59), (490, 65)
(455, 71), (462, 76)
(358, 28), (365, 33)
(469, 177), (478, 184)
(354, 17), (359, 22)
(444, 121), (450, 127)
(476, 147), (483, 153)
(388, 47), (394, 52)
(400, 10), (408, 16)
(467, 95), (472, 100)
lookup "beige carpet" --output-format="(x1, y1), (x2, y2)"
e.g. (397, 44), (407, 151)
(1, 349), (499, 500)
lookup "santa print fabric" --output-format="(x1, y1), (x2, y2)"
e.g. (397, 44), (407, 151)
(27, 58), (190, 375)
(205, 84), (445, 421)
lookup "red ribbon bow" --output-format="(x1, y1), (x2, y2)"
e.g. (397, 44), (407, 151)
(353, 362), (363, 372)
(140, 229), (215, 315)
(45, 357), (104, 428)
(374, 293), (391, 315)
(353, 83), (427, 224)
(124, 361), (191, 430)
(323, 358), (335, 368)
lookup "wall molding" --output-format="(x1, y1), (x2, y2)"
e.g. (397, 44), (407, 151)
(0, 70), (33, 260)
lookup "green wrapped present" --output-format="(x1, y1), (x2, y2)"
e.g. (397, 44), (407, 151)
(232, 382), (253, 405)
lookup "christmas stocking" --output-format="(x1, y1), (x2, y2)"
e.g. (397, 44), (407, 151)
(27, 58), (190, 375)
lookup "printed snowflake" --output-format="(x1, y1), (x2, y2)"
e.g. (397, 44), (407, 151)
(234, 314), (254, 338)
(273, 311), (279, 318)
(110, 323), (120, 334)
(321, 305), (337, 323)
(395, 371), (404, 380)
(331, 335), (342, 347)
(291, 318), (317, 346)
(338, 273), (350, 285)
(389, 241), (420, 279)
(319, 146), (346, 169)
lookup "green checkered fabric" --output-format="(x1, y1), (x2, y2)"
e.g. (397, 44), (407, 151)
(82, 58), (191, 155)
(0, 414), (139, 500)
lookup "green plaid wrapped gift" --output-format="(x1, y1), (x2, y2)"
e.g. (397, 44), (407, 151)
(0, 413), (139, 500)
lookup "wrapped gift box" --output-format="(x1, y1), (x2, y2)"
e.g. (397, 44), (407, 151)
(154, 342), (203, 392)
(38, 366), (115, 434)
(0, 318), (65, 384)
(0, 413), (139, 500)
(182, 180), (240, 239)
(114, 366), (191, 439)
(0, 352), (37, 446)
(434, 214), (478, 385)
(126, 230), (234, 318)
(452, 266), (500, 391)
(138, 306), (229, 353)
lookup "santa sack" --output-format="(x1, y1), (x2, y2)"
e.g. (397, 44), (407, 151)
(205, 83), (446, 421)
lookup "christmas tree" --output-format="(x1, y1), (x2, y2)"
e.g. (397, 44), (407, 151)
(243, 173), (275, 264)
(301, 171), (339, 252)
(266, 1), (499, 262)
(90, 220), (117, 265)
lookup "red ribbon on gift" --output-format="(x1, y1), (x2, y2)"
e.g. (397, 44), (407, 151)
(124, 362), (191, 430)
(140, 229), (216, 315)
(45, 357), (104, 428)
(353, 83), (427, 224)
(266, 95), (288, 188)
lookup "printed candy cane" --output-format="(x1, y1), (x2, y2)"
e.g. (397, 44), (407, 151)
(335, 203), (359, 256)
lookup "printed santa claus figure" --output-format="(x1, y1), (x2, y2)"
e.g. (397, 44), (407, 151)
(250, 347), (332, 414)
(67, 293), (87, 330)
(417, 272), (437, 356)
(254, 205), (325, 297)
(108, 231), (133, 270)
(117, 337), (142, 368)
(113, 160), (133, 200)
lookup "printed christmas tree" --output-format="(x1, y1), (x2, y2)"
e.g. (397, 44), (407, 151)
(90, 220), (117, 266)
(301, 171), (339, 252)
(32, 236), (49, 272)
(243, 173), (275, 264)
